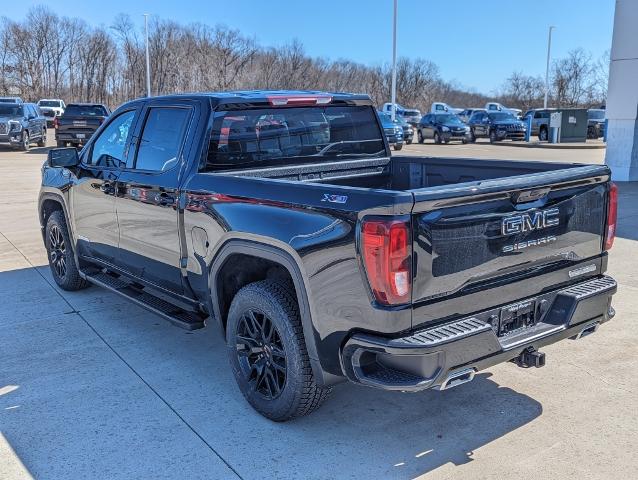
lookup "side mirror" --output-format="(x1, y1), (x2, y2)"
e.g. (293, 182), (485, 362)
(48, 147), (80, 167)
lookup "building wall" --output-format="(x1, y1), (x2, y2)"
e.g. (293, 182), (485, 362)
(605, 0), (638, 181)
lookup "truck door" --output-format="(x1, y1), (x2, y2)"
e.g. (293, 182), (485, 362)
(115, 99), (199, 294)
(70, 107), (139, 264)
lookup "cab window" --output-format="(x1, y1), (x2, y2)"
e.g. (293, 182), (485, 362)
(88, 110), (136, 168)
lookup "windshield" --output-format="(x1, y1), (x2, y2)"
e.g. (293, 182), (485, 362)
(588, 110), (605, 120)
(434, 114), (464, 124)
(64, 105), (108, 116)
(203, 106), (386, 172)
(0, 104), (23, 116)
(39, 100), (61, 107)
(488, 112), (516, 121)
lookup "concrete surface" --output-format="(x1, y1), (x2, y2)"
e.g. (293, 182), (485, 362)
(0, 134), (636, 480)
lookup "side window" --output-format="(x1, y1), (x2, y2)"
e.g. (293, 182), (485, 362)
(134, 107), (191, 172)
(88, 110), (136, 168)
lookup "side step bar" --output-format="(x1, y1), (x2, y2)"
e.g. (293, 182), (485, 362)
(84, 270), (207, 331)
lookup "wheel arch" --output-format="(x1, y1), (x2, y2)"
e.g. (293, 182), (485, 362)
(38, 192), (70, 241)
(208, 239), (330, 386)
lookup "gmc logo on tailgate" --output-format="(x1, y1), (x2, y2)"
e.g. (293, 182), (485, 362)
(502, 208), (560, 235)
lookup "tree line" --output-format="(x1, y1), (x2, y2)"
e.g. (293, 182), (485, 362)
(0, 6), (609, 113)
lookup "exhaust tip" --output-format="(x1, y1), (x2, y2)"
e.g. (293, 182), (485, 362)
(438, 368), (476, 390)
(573, 322), (600, 340)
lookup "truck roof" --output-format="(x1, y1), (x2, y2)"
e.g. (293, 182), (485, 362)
(122, 90), (374, 108)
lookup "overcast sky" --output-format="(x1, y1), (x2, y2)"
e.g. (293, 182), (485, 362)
(2, 0), (616, 93)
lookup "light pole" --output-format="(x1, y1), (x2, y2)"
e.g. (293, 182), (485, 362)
(144, 13), (151, 97)
(543, 25), (555, 109)
(390, 0), (398, 121)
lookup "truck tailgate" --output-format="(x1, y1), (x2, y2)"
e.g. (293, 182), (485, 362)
(410, 166), (610, 318)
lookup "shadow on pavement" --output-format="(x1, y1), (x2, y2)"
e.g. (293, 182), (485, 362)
(0, 264), (544, 480)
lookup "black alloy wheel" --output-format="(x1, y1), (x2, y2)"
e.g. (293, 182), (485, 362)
(48, 224), (67, 279)
(235, 309), (287, 400)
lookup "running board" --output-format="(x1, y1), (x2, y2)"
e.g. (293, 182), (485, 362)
(84, 270), (207, 331)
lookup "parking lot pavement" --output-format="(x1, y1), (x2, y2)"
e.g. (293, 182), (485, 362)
(1, 136), (636, 480)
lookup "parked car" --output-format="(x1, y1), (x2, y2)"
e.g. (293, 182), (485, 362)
(0, 97), (23, 103)
(417, 113), (470, 144)
(0, 102), (47, 150)
(377, 111), (404, 150)
(381, 103), (421, 126)
(469, 110), (527, 143)
(431, 102), (463, 114)
(523, 108), (554, 141)
(54, 103), (110, 147)
(587, 109), (606, 139)
(395, 114), (414, 144)
(38, 99), (66, 127)
(485, 102), (522, 118)
(458, 108), (484, 123)
(40, 90), (617, 421)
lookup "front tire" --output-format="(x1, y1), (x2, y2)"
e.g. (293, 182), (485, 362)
(539, 126), (548, 142)
(45, 211), (89, 291)
(489, 130), (497, 144)
(37, 128), (46, 147)
(393, 143), (403, 151)
(227, 280), (331, 421)
(434, 132), (442, 144)
(417, 130), (424, 144)
(470, 129), (476, 143)
(20, 131), (30, 151)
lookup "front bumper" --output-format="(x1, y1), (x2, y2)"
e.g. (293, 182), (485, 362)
(495, 129), (526, 140)
(441, 130), (470, 141)
(341, 275), (616, 391)
(385, 134), (403, 145)
(0, 132), (25, 145)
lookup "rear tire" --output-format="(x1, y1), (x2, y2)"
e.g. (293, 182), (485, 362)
(45, 211), (89, 291)
(56, 141), (66, 148)
(226, 280), (331, 421)
(393, 143), (403, 151)
(434, 132), (442, 144)
(489, 130), (497, 144)
(470, 129), (476, 143)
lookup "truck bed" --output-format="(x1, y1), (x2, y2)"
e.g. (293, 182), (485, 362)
(224, 156), (590, 192)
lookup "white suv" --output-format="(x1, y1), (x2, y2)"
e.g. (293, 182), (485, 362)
(37, 99), (66, 126)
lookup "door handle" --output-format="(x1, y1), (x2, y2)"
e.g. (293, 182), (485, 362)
(155, 192), (176, 206)
(100, 181), (115, 194)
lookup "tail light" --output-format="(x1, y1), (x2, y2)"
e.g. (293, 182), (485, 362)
(604, 182), (618, 250)
(361, 218), (411, 305)
(53, 117), (59, 129)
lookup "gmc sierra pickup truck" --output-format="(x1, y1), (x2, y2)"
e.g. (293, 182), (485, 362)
(39, 91), (618, 421)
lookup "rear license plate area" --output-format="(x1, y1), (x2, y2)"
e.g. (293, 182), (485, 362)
(498, 300), (536, 336)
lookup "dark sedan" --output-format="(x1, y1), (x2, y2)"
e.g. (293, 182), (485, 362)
(468, 111), (527, 143)
(417, 113), (470, 144)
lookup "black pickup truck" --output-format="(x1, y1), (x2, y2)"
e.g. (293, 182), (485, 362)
(39, 91), (618, 421)
(54, 103), (110, 147)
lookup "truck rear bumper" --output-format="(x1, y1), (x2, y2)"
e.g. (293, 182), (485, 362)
(340, 275), (617, 391)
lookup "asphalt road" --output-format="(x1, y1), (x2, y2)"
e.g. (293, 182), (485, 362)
(1, 134), (636, 479)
